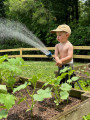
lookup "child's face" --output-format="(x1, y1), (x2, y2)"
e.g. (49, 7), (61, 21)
(56, 31), (69, 43)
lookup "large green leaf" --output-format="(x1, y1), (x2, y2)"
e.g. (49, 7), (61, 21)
(33, 94), (44, 101)
(60, 83), (72, 91)
(0, 93), (15, 110)
(54, 78), (62, 85)
(67, 79), (72, 84)
(28, 75), (38, 85)
(60, 67), (71, 73)
(71, 77), (79, 81)
(28, 74), (41, 86)
(0, 62), (22, 74)
(60, 91), (69, 100)
(0, 55), (8, 64)
(7, 77), (16, 88)
(0, 85), (7, 94)
(7, 57), (24, 66)
(13, 82), (28, 93)
(33, 87), (51, 101)
(0, 110), (8, 119)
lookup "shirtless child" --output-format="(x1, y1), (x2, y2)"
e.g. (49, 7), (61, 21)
(51, 24), (74, 85)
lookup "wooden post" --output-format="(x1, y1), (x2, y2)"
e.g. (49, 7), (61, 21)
(20, 48), (22, 58)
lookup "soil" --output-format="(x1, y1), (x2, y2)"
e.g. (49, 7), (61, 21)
(1, 85), (81, 120)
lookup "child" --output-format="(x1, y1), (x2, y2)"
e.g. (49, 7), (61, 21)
(51, 24), (74, 85)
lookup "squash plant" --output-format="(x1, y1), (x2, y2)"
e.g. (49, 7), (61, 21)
(13, 74), (52, 117)
(0, 85), (15, 119)
(0, 55), (24, 119)
(0, 55), (24, 90)
(43, 66), (79, 106)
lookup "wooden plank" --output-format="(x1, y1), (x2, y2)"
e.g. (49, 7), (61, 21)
(73, 46), (90, 50)
(22, 46), (90, 50)
(0, 48), (20, 52)
(22, 55), (47, 58)
(20, 48), (22, 57)
(47, 47), (55, 50)
(22, 55), (55, 58)
(73, 55), (90, 59)
(8, 55), (21, 58)
(22, 48), (40, 51)
(22, 47), (55, 51)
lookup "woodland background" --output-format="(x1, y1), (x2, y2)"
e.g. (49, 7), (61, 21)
(0, 0), (90, 57)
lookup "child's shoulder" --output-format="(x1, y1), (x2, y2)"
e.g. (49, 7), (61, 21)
(68, 41), (73, 46)
(55, 43), (61, 47)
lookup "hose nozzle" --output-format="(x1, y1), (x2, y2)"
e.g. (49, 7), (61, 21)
(46, 51), (55, 61)
(46, 51), (52, 58)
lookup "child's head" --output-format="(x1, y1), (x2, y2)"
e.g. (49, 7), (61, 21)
(51, 24), (71, 43)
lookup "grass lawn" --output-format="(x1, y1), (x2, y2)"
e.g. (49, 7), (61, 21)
(19, 61), (84, 80)
(19, 61), (90, 91)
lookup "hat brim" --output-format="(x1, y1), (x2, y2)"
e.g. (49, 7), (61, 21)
(51, 29), (65, 33)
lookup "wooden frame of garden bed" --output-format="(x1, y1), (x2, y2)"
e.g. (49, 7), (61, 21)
(16, 76), (90, 120)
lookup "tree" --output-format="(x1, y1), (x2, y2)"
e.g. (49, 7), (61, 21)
(79, 0), (90, 26)
(41, 0), (79, 24)
(0, 0), (5, 17)
(3, 0), (55, 47)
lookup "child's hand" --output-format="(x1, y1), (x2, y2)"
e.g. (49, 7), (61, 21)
(56, 60), (62, 67)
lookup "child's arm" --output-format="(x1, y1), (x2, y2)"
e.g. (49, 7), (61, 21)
(54, 44), (62, 67)
(54, 44), (59, 62)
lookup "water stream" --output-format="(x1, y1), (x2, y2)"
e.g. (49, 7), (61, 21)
(0, 18), (50, 56)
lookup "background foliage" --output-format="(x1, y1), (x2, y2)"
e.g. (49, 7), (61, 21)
(0, 0), (90, 56)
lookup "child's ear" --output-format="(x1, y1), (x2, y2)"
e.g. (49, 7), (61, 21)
(66, 33), (70, 38)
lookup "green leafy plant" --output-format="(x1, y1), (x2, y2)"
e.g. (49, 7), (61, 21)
(13, 74), (51, 117)
(0, 55), (25, 119)
(75, 66), (90, 89)
(0, 55), (24, 90)
(0, 85), (15, 119)
(43, 67), (79, 106)
(83, 114), (90, 120)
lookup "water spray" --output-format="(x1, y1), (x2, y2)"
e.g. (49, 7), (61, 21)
(0, 18), (56, 62)
(0, 18), (50, 56)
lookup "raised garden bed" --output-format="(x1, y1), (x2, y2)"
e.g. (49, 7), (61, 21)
(74, 63), (90, 80)
(1, 76), (90, 120)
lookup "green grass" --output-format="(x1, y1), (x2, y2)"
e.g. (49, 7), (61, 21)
(18, 61), (89, 91)
(19, 61), (84, 80)
(19, 61), (57, 81)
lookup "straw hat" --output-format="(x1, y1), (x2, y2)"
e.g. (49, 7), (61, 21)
(51, 24), (71, 34)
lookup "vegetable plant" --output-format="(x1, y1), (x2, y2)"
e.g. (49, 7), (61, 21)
(13, 74), (51, 117)
(75, 66), (90, 89)
(0, 55), (24, 90)
(0, 85), (15, 119)
(43, 67), (79, 106)
(0, 55), (24, 119)
(83, 114), (90, 120)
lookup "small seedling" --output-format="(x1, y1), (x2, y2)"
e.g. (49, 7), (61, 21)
(13, 74), (51, 117)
